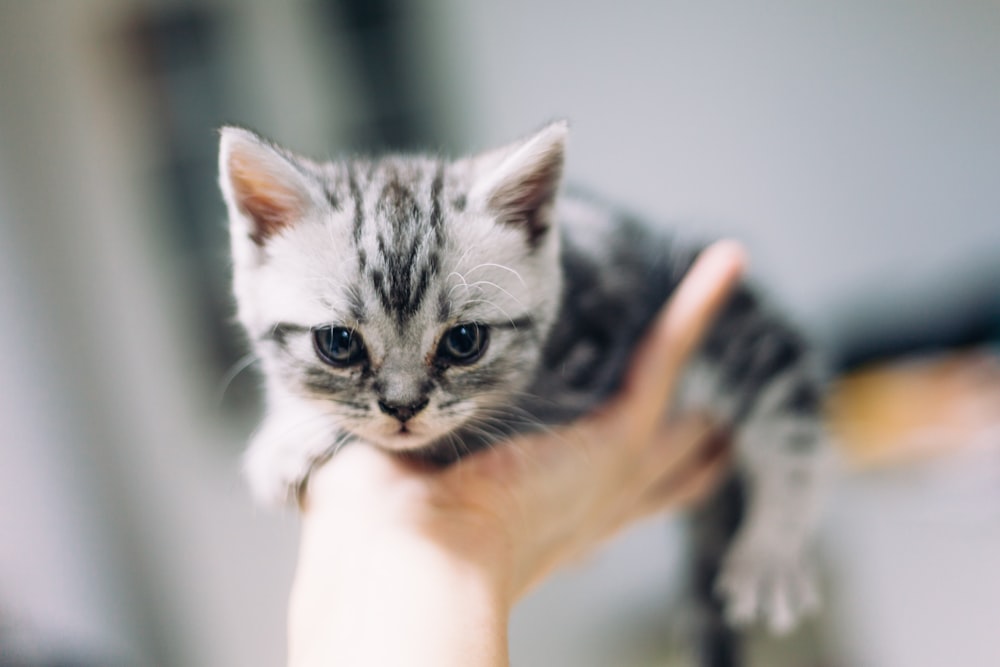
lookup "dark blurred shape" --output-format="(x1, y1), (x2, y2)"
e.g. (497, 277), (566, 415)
(834, 258), (1000, 372)
(315, 0), (438, 151)
(690, 471), (746, 667)
(122, 5), (242, 374)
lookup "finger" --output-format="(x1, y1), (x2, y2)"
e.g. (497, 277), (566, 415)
(634, 414), (717, 485)
(630, 240), (746, 411)
(588, 415), (717, 527)
(632, 431), (732, 518)
(600, 241), (746, 435)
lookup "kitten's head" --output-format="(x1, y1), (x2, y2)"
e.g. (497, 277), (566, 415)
(220, 123), (566, 455)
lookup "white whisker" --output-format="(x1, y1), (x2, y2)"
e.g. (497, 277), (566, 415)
(217, 353), (260, 406)
(466, 262), (527, 287)
(463, 279), (526, 310)
(450, 244), (478, 276)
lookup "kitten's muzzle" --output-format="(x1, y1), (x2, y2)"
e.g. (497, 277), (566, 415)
(377, 397), (429, 422)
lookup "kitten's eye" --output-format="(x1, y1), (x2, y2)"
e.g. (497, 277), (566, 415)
(438, 323), (488, 364)
(313, 326), (366, 366)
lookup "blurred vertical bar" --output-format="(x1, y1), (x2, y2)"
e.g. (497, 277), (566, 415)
(314, 0), (442, 151)
(122, 5), (242, 374)
(0, 4), (163, 665)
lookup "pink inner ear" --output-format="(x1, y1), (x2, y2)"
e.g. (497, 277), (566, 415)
(229, 152), (305, 246)
(487, 153), (562, 247)
(488, 166), (559, 218)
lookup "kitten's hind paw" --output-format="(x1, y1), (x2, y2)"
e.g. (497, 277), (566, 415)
(715, 541), (820, 634)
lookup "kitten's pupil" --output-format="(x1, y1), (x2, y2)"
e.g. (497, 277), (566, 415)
(313, 326), (366, 366)
(439, 323), (488, 364)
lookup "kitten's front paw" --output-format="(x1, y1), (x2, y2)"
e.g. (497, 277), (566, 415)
(242, 438), (309, 508)
(242, 405), (343, 508)
(715, 539), (819, 634)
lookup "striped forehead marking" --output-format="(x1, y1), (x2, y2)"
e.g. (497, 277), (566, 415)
(353, 161), (447, 327)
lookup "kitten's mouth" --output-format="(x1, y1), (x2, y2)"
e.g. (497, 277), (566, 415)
(390, 417), (421, 435)
(362, 420), (436, 451)
(361, 410), (472, 452)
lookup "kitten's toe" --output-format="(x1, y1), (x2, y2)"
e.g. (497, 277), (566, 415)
(763, 575), (796, 634)
(764, 564), (819, 634)
(794, 563), (821, 615)
(715, 550), (761, 626)
(716, 542), (819, 634)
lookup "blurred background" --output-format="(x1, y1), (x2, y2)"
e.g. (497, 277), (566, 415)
(1, 1), (999, 665)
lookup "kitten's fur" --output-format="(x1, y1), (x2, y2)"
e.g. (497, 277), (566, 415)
(219, 122), (831, 639)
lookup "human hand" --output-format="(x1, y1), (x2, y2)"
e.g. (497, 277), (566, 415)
(288, 240), (746, 666)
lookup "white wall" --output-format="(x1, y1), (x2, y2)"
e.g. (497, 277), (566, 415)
(445, 0), (1000, 347)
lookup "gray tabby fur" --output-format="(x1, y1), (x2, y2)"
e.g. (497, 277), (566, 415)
(218, 122), (833, 637)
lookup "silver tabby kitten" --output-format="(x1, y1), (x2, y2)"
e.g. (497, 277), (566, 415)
(219, 121), (831, 634)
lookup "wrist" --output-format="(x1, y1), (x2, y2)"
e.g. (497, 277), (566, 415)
(291, 515), (513, 667)
(290, 460), (518, 667)
(302, 449), (522, 601)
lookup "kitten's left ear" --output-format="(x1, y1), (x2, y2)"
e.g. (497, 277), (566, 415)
(218, 126), (324, 247)
(468, 121), (567, 246)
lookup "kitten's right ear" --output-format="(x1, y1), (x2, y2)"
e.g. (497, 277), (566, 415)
(466, 121), (568, 248)
(219, 127), (321, 246)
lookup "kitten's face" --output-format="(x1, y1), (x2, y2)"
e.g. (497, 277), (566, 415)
(221, 124), (566, 453)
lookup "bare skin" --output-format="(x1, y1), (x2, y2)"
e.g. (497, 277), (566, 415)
(288, 241), (747, 667)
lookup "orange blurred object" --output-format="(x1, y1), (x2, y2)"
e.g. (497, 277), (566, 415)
(828, 349), (1000, 469)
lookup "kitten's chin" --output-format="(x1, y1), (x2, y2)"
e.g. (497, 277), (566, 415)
(353, 411), (477, 454)
(369, 431), (437, 453)
(360, 420), (468, 454)
(352, 421), (441, 453)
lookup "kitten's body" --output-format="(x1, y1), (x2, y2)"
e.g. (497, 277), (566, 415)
(219, 122), (831, 650)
